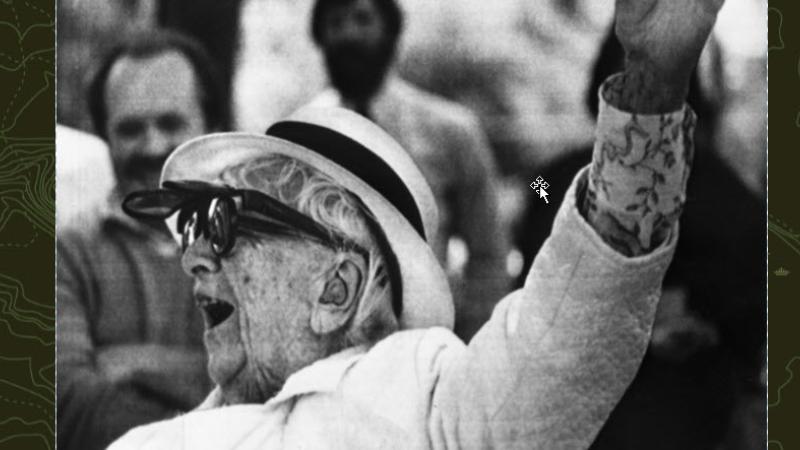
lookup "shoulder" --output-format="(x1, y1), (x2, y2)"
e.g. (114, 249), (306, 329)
(335, 329), (465, 426)
(108, 405), (270, 449)
(56, 125), (108, 157)
(57, 211), (147, 274)
(388, 79), (482, 133)
(57, 218), (116, 288)
(360, 328), (466, 378)
(306, 88), (342, 109)
(57, 215), (105, 258)
(376, 327), (464, 348)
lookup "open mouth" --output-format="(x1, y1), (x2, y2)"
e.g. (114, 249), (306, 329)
(196, 294), (235, 329)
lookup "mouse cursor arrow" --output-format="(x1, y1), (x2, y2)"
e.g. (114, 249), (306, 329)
(539, 188), (550, 204)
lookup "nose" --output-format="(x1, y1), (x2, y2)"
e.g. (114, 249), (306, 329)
(142, 125), (173, 158)
(181, 236), (221, 277)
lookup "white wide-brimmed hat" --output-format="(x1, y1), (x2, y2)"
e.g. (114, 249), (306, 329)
(126, 107), (454, 330)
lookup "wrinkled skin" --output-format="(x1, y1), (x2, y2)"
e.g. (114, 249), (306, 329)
(616, 0), (725, 81)
(611, 0), (726, 112)
(182, 233), (341, 405)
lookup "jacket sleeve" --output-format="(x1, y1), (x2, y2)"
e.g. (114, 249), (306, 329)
(56, 232), (176, 450)
(428, 82), (693, 450)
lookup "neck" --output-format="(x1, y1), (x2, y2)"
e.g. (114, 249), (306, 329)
(340, 94), (375, 119)
(337, 71), (391, 115)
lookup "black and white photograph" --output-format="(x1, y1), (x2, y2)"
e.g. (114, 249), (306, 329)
(55, 0), (767, 448)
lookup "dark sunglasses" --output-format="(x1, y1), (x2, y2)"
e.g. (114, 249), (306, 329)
(123, 180), (367, 258)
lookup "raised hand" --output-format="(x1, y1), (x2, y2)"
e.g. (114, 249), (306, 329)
(609, 0), (725, 113)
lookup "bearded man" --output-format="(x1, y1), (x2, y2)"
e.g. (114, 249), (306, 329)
(309, 0), (511, 340)
(110, 0), (725, 447)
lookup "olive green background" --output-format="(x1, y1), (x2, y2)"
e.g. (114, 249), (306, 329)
(768, 1), (800, 449)
(0, 1), (789, 449)
(0, 0), (55, 448)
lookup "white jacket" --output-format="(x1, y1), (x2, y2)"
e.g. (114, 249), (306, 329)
(110, 90), (688, 450)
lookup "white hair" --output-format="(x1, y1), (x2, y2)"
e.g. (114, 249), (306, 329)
(220, 154), (399, 346)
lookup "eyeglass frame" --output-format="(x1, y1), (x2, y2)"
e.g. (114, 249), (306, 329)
(125, 179), (369, 258)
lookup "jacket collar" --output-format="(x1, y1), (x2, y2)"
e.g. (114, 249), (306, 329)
(268, 345), (367, 405)
(196, 344), (368, 410)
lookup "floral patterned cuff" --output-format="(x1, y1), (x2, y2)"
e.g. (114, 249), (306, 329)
(582, 74), (697, 256)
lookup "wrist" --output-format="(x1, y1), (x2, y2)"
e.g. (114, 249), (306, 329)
(605, 57), (690, 114)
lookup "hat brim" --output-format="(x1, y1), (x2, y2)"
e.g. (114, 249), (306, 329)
(157, 132), (454, 330)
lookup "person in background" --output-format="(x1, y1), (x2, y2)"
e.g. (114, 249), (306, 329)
(56, 30), (230, 450)
(108, 0), (726, 447)
(308, 0), (511, 340)
(56, 125), (115, 229)
(57, 0), (158, 131)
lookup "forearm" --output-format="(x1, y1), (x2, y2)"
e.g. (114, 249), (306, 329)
(579, 71), (695, 257)
(58, 365), (177, 450)
(439, 173), (676, 448)
(603, 59), (689, 114)
(59, 344), (205, 448)
(98, 344), (211, 410)
(57, 283), (176, 447)
(581, 0), (725, 257)
(436, 1), (720, 447)
(435, 59), (699, 450)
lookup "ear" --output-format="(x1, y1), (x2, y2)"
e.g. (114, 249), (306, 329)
(310, 255), (365, 335)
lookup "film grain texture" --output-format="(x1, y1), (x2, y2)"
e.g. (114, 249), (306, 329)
(0, 0), (791, 448)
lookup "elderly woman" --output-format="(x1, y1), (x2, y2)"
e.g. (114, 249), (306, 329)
(111, 0), (724, 448)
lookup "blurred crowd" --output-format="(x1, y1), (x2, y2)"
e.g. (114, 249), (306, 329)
(56, 0), (766, 449)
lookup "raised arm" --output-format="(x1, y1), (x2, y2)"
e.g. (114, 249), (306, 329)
(582, 0), (725, 256)
(430, 1), (724, 448)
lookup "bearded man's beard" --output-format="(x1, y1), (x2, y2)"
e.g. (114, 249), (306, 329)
(324, 42), (395, 106)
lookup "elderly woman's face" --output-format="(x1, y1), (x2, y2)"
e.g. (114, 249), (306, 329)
(182, 232), (337, 403)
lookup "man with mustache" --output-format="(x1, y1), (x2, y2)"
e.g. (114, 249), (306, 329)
(108, 0), (726, 447)
(310, 0), (511, 340)
(57, 30), (229, 450)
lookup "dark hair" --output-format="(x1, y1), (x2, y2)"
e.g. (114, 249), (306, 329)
(310, 0), (403, 48)
(87, 29), (230, 139)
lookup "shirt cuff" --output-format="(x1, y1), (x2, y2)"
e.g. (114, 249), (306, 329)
(587, 74), (697, 250)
